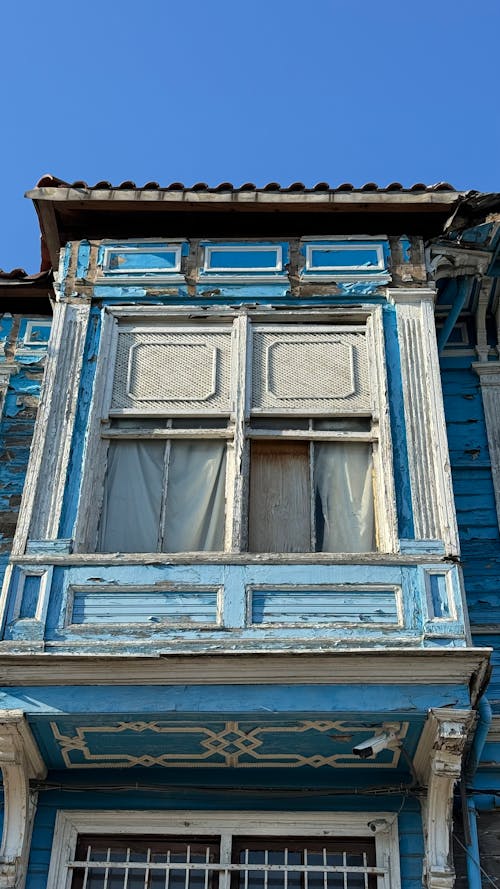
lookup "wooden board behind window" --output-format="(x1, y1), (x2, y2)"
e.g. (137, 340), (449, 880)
(249, 441), (311, 552)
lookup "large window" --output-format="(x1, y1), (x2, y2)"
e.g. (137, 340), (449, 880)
(82, 311), (395, 555)
(47, 812), (400, 889)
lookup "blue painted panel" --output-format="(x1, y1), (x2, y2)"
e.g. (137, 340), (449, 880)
(76, 241), (90, 278)
(310, 247), (382, 270)
(251, 587), (399, 626)
(383, 304), (414, 538)
(0, 315), (48, 593)
(0, 683), (471, 717)
(207, 249), (281, 270)
(58, 307), (101, 540)
(300, 240), (390, 281)
(19, 575), (41, 619)
(399, 237), (411, 263)
(428, 574), (450, 619)
(105, 247), (180, 272)
(199, 242), (288, 279)
(71, 587), (219, 625)
(18, 319), (51, 346)
(1, 560), (468, 648)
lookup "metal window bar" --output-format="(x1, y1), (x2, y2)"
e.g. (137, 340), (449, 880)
(103, 847), (111, 889)
(165, 849), (171, 889)
(70, 837), (382, 889)
(124, 848), (131, 889)
(69, 861), (386, 882)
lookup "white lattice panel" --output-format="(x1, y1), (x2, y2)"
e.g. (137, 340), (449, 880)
(110, 329), (232, 413)
(251, 329), (370, 412)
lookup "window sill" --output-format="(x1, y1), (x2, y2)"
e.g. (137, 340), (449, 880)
(13, 549), (453, 566)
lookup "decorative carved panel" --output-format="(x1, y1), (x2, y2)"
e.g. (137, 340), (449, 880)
(251, 329), (370, 413)
(111, 329), (233, 413)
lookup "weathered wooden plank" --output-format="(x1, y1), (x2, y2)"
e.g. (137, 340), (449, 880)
(248, 441), (310, 552)
(70, 589), (219, 625)
(251, 588), (399, 626)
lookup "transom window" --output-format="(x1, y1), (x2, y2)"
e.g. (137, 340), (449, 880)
(47, 811), (400, 889)
(69, 834), (378, 889)
(87, 313), (394, 555)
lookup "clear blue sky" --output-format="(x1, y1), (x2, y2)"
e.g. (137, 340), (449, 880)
(1, 0), (499, 273)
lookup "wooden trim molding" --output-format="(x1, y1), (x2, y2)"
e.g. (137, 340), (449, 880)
(12, 302), (91, 554)
(0, 711), (46, 889)
(47, 810), (400, 889)
(473, 362), (500, 529)
(413, 707), (475, 889)
(387, 289), (459, 555)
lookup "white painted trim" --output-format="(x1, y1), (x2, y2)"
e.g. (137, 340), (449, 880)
(413, 708), (475, 889)
(0, 365), (17, 422)
(423, 567), (457, 623)
(22, 320), (52, 347)
(47, 810), (400, 889)
(388, 289), (459, 556)
(100, 243), (183, 275)
(0, 649), (490, 692)
(299, 273), (391, 283)
(73, 310), (118, 553)
(0, 712), (46, 889)
(11, 302), (91, 554)
(473, 362), (500, 529)
(203, 244), (283, 274)
(12, 567), (53, 625)
(366, 308), (398, 553)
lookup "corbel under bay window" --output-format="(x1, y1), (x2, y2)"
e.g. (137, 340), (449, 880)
(78, 310), (396, 555)
(47, 811), (401, 889)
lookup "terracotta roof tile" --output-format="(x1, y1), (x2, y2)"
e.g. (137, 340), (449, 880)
(34, 174), (459, 193)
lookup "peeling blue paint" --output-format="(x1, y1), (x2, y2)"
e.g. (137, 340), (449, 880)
(383, 304), (414, 538)
(399, 237), (411, 263)
(58, 307), (101, 540)
(76, 241), (90, 279)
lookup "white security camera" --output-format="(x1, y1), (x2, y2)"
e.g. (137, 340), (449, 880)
(352, 730), (400, 759)
(367, 819), (389, 834)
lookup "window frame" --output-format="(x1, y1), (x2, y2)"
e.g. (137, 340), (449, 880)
(47, 810), (401, 889)
(74, 307), (397, 556)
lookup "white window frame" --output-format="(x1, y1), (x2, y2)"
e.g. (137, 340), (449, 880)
(47, 810), (401, 889)
(74, 306), (398, 556)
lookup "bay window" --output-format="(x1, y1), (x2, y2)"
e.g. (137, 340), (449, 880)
(84, 310), (395, 555)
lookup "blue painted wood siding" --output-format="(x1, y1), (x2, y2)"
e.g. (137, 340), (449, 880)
(0, 314), (50, 589)
(441, 356), (500, 712)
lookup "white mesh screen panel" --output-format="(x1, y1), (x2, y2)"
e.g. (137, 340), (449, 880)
(110, 329), (233, 413)
(251, 329), (370, 413)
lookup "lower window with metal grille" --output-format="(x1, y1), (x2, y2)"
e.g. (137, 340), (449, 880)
(47, 813), (400, 889)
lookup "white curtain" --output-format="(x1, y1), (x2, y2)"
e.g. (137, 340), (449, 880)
(163, 441), (226, 551)
(314, 442), (375, 552)
(98, 439), (226, 553)
(98, 440), (164, 552)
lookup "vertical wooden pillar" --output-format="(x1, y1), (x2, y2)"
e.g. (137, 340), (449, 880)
(388, 289), (459, 555)
(12, 299), (91, 554)
(474, 362), (500, 529)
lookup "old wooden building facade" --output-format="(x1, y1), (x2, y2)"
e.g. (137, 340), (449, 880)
(0, 179), (499, 889)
